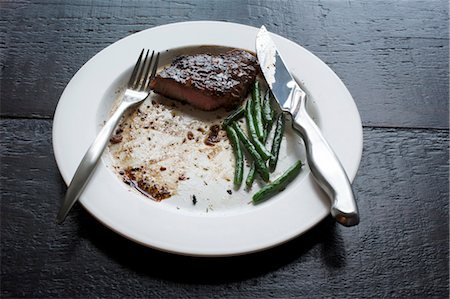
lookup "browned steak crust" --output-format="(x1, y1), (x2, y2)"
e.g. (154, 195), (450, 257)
(150, 49), (258, 111)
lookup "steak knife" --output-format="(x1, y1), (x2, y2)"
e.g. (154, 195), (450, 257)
(256, 26), (359, 227)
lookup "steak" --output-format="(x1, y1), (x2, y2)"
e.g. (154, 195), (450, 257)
(150, 49), (258, 111)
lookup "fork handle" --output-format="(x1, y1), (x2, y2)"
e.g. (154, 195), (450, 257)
(290, 86), (359, 227)
(56, 101), (133, 224)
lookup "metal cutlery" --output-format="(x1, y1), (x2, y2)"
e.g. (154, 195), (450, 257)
(56, 49), (160, 224)
(256, 26), (359, 226)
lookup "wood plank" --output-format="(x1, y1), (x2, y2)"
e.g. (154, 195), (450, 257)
(0, 0), (448, 128)
(1, 119), (448, 298)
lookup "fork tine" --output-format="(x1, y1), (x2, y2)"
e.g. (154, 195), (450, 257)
(128, 49), (144, 87)
(134, 49), (150, 89)
(145, 52), (160, 91)
(140, 50), (155, 91)
(150, 52), (160, 80)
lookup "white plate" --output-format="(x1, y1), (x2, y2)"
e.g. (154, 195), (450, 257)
(53, 21), (362, 256)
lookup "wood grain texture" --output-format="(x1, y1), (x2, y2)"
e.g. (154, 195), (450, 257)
(1, 1), (449, 298)
(0, 0), (448, 128)
(1, 119), (448, 298)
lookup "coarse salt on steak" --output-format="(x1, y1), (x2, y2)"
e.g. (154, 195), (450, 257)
(150, 49), (258, 111)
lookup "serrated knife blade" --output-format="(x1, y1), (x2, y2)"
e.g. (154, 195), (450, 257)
(256, 25), (300, 111)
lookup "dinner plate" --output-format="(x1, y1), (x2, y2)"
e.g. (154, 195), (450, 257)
(53, 21), (362, 256)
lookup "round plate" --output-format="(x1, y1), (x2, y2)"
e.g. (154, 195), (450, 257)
(53, 21), (362, 256)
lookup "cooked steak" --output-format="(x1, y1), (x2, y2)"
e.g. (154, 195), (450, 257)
(150, 49), (258, 111)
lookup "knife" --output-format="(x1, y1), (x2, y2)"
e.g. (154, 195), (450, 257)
(256, 25), (359, 227)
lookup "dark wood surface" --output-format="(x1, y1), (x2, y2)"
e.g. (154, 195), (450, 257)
(1, 1), (448, 298)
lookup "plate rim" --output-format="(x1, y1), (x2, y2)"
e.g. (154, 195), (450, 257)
(52, 21), (363, 257)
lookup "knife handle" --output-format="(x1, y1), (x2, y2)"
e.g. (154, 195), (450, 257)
(289, 86), (359, 227)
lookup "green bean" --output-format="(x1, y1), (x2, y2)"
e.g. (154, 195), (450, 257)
(262, 91), (274, 125)
(222, 106), (245, 128)
(253, 160), (303, 204)
(231, 122), (269, 182)
(245, 164), (256, 187)
(226, 125), (244, 187)
(269, 113), (285, 171)
(252, 81), (265, 140)
(246, 123), (273, 187)
(245, 98), (272, 161)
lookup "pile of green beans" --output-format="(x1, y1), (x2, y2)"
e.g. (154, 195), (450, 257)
(223, 81), (302, 202)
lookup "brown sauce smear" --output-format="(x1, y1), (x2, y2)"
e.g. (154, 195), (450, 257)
(123, 167), (171, 201)
(204, 125), (221, 146)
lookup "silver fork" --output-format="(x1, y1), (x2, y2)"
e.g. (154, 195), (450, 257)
(56, 49), (160, 224)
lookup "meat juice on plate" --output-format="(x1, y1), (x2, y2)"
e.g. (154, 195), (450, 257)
(105, 46), (306, 215)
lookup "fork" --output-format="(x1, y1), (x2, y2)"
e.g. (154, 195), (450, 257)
(56, 49), (160, 224)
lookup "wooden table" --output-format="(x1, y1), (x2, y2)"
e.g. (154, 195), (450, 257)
(1, 1), (448, 298)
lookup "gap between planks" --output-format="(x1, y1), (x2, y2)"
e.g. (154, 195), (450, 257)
(0, 115), (448, 131)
